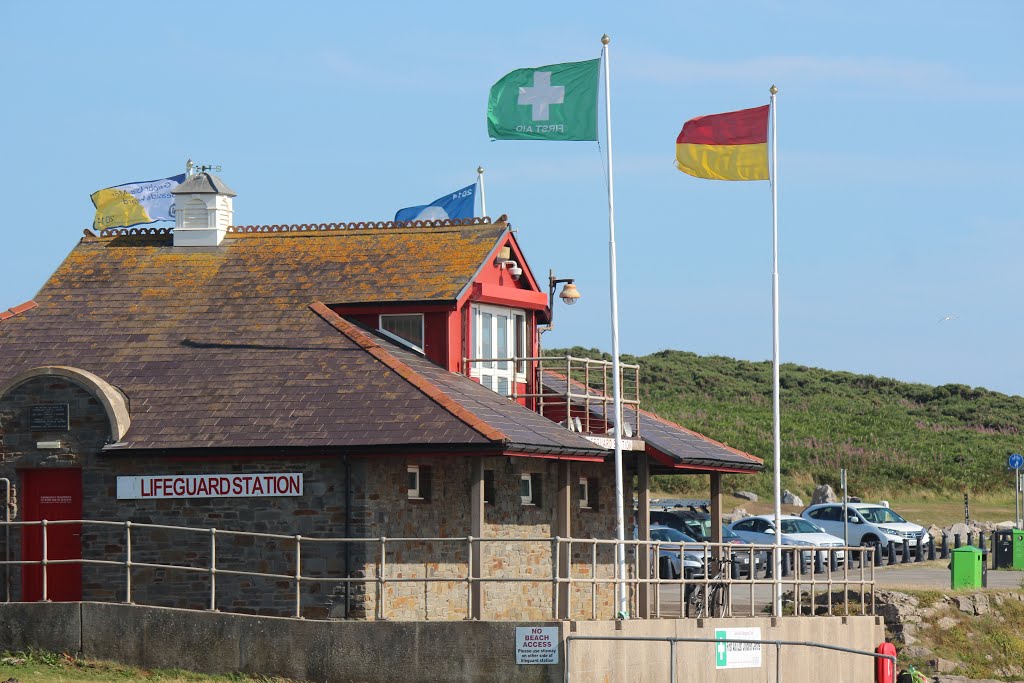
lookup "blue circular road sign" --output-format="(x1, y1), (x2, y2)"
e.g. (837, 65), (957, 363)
(1010, 453), (1024, 470)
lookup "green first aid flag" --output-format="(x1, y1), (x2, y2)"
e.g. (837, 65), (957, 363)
(487, 59), (600, 141)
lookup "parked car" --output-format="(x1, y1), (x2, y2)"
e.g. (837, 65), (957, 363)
(650, 507), (712, 541)
(727, 514), (846, 564)
(801, 503), (930, 551)
(649, 509), (761, 572)
(635, 524), (708, 580)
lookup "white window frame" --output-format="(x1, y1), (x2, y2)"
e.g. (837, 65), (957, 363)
(520, 473), (534, 505)
(579, 477), (591, 509)
(407, 465), (421, 499)
(472, 304), (528, 395)
(379, 313), (425, 352)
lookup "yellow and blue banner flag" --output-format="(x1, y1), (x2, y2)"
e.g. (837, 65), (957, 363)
(91, 173), (186, 230)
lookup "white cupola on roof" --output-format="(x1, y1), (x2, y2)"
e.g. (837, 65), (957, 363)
(170, 172), (237, 247)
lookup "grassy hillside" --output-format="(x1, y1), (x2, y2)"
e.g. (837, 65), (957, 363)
(547, 347), (1024, 500)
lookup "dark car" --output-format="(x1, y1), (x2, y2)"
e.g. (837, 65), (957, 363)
(649, 508), (762, 573)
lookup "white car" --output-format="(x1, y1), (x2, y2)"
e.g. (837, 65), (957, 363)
(801, 503), (930, 551)
(728, 514), (846, 564)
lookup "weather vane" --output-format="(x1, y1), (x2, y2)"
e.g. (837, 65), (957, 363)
(185, 158), (222, 177)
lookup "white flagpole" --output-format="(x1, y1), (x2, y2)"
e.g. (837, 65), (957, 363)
(477, 166), (487, 218)
(769, 84), (783, 616)
(601, 33), (628, 619)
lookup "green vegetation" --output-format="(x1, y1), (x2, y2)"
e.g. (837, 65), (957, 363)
(549, 347), (1024, 500)
(0, 648), (297, 683)
(901, 590), (1024, 680)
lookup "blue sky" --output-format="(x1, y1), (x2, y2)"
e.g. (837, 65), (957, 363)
(2, 2), (1022, 396)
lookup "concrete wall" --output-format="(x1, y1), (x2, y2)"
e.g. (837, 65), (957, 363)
(0, 603), (887, 683)
(569, 615), (887, 683)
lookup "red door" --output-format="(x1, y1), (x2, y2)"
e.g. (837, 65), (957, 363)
(21, 469), (82, 601)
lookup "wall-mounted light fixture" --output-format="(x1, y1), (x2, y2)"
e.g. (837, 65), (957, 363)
(36, 441), (62, 449)
(540, 269), (581, 336)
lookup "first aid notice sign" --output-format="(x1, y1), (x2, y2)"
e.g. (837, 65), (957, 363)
(515, 626), (558, 664)
(714, 627), (762, 669)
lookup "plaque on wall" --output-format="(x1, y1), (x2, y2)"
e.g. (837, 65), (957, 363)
(30, 404), (69, 431)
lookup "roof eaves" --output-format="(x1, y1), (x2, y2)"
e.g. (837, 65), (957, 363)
(454, 224), (511, 305)
(308, 301), (509, 443)
(0, 300), (38, 323)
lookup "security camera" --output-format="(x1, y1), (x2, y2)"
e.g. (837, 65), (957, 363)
(509, 264), (523, 280)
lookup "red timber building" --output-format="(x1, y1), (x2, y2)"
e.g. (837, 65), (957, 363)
(0, 172), (761, 620)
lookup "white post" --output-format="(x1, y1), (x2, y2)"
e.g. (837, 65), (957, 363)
(769, 84), (783, 616)
(601, 33), (628, 619)
(477, 166), (487, 219)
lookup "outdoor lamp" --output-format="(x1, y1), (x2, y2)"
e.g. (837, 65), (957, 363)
(541, 270), (581, 335)
(559, 282), (580, 305)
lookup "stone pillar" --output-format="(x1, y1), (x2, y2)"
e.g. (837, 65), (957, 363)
(556, 460), (571, 619)
(470, 458), (484, 620)
(636, 454), (650, 618)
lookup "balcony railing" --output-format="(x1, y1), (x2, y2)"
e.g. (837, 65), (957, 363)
(462, 354), (641, 439)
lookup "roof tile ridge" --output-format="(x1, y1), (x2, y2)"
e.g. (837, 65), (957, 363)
(228, 216), (505, 236)
(308, 302), (507, 443)
(542, 369), (762, 464)
(0, 300), (38, 322)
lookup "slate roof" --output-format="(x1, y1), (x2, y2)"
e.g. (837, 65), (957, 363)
(171, 172), (236, 196)
(541, 372), (763, 473)
(0, 223), (604, 457)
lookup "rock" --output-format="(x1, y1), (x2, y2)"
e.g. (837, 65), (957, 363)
(936, 616), (957, 630)
(811, 484), (836, 504)
(782, 490), (804, 506)
(899, 645), (933, 660)
(954, 595), (975, 614)
(734, 491), (758, 502)
(995, 520), (1017, 530)
(973, 592), (990, 616)
(931, 657), (958, 673)
(728, 507), (749, 521)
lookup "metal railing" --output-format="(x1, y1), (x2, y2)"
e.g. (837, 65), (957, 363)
(461, 354), (642, 437)
(2, 519), (874, 621)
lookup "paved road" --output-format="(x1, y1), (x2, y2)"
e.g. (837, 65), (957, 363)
(873, 560), (1023, 590)
(644, 560), (1022, 618)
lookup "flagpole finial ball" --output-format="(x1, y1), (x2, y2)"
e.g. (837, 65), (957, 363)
(770, 85), (778, 95)
(477, 166), (484, 175)
(602, 34), (610, 44)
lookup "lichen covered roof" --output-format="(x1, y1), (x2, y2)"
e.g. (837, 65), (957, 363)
(0, 221), (604, 456)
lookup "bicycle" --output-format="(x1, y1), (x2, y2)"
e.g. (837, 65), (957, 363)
(686, 557), (733, 618)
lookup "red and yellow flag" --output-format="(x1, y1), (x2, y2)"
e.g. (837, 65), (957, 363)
(675, 105), (769, 181)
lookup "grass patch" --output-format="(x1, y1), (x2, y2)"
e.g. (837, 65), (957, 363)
(0, 649), (299, 683)
(899, 592), (1024, 680)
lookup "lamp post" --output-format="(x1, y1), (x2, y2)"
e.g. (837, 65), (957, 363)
(539, 269), (580, 337)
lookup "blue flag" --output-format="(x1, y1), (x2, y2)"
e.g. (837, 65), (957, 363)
(395, 183), (476, 223)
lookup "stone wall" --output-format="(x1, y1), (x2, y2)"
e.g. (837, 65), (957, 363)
(1, 374), (623, 621)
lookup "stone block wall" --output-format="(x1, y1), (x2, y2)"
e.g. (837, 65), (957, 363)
(2, 375), (624, 622)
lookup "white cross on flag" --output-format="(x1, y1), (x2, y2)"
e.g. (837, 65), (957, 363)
(487, 59), (599, 141)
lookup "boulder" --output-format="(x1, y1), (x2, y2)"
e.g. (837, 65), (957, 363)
(782, 490), (804, 506)
(728, 507), (749, 521)
(953, 595), (975, 614)
(995, 520), (1017, 530)
(811, 484), (836, 504)
(931, 657), (958, 674)
(734, 491), (758, 502)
